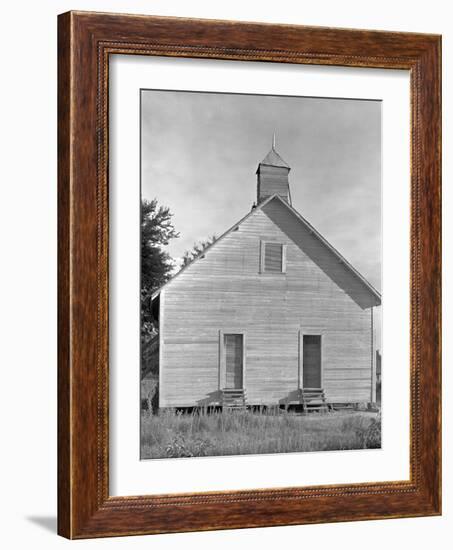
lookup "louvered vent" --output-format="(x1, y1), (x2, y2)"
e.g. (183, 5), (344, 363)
(264, 242), (283, 272)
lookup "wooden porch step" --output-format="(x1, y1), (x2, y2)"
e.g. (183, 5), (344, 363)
(222, 388), (247, 410)
(299, 388), (329, 414)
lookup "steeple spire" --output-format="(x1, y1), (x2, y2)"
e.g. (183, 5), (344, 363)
(256, 136), (291, 204)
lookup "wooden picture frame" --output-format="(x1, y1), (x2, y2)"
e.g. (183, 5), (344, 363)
(58, 11), (441, 539)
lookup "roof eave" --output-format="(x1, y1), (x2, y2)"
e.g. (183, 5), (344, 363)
(150, 194), (277, 300)
(256, 163), (291, 174)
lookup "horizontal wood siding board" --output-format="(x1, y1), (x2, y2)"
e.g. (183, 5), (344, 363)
(160, 207), (374, 406)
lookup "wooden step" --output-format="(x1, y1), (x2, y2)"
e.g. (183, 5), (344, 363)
(299, 387), (329, 414)
(221, 388), (247, 410)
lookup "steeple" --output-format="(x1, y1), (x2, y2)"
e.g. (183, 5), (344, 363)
(256, 135), (291, 204)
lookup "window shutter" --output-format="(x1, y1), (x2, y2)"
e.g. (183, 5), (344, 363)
(264, 242), (283, 272)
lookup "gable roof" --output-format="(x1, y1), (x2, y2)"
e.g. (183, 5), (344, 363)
(151, 194), (381, 304)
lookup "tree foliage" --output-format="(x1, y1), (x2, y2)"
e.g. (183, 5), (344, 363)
(141, 199), (179, 338)
(181, 235), (217, 268)
(141, 199), (179, 292)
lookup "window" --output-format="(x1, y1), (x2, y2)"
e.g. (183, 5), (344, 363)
(260, 241), (286, 273)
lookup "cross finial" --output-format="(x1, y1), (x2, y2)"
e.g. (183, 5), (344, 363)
(272, 132), (276, 149)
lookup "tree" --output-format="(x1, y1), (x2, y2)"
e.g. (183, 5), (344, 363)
(140, 199), (178, 402)
(141, 199), (179, 292)
(141, 198), (179, 340)
(181, 235), (217, 268)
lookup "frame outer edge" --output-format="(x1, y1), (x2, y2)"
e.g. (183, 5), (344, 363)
(57, 11), (72, 539)
(437, 36), (442, 515)
(409, 38), (442, 515)
(423, 36), (442, 515)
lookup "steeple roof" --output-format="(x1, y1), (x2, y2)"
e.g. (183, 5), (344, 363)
(258, 134), (290, 170)
(259, 146), (290, 169)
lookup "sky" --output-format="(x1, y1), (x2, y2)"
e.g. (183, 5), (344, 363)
(141, 90), (382, 346)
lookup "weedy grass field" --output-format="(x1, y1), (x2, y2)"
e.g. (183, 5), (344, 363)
(140, 407), (381, 459)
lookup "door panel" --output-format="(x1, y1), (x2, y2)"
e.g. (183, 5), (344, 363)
(303, 335), (322, 388)
(224, 334), (243, 389)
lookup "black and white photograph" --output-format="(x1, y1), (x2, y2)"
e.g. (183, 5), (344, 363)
(139, 89), (382, 460)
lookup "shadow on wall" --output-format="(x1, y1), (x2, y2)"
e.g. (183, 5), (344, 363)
(196, 390), (222, 407)
(278, 390), (301, 407)
(262, 200), (379, 310)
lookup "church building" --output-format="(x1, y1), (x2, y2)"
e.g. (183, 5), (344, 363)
(151, 141), (381, 411)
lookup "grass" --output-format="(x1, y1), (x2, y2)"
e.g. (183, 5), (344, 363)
(140, 407), (381, 459)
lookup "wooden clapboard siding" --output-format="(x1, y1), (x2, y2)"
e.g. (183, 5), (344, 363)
(159, 197), (376, 407)
(159, 339), (219, 407)
(258, 165), (290, 203)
